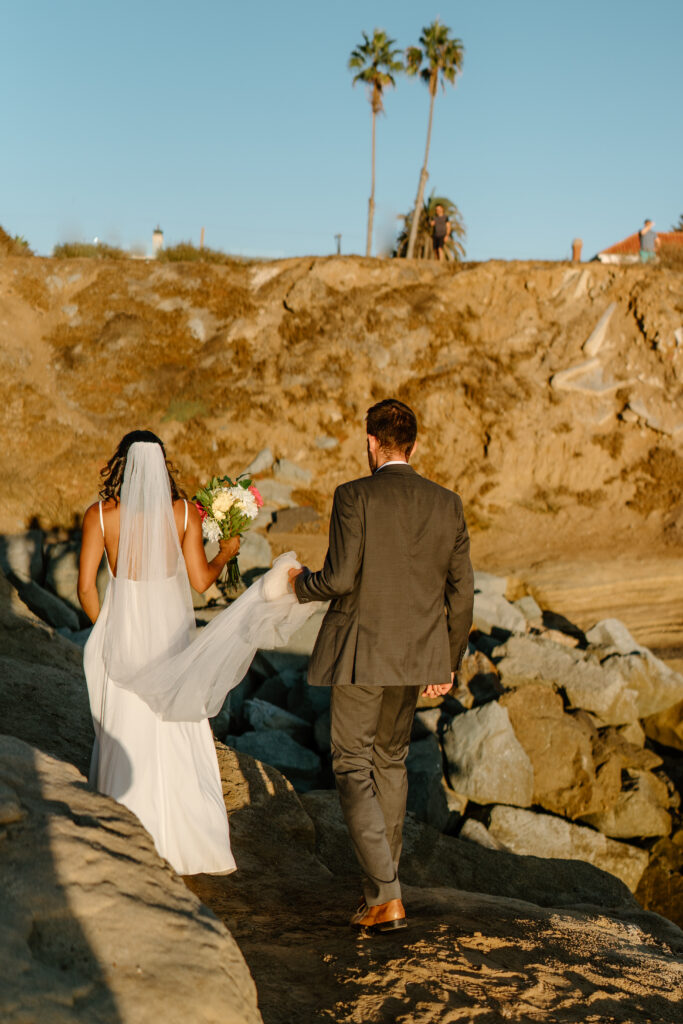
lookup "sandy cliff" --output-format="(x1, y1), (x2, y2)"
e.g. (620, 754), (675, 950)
(0, 253), (681, 654)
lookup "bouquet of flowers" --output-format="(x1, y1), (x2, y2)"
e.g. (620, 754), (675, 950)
(193, 474), (264, 588)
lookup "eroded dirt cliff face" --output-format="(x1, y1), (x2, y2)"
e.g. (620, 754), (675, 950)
(1, 255), (682, 646)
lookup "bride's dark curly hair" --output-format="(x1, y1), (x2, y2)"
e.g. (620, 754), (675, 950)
(99, 430), (185, 504)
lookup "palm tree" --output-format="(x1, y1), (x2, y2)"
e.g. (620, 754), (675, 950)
(395, 192), (466, 260)
(404, 21), (464, 259)
(349, 30), (403, 257)
(672, 214), (683, 232)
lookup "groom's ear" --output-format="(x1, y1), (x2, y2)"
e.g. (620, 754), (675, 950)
(407, 440), (417, 461)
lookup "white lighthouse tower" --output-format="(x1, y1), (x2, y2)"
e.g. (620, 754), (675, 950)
(152, 225), (164, 255)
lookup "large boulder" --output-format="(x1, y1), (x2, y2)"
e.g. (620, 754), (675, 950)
(487, 804), (649, 892)
(644, 698), (683, 752)
(0, 736), (261, 1024)
(0, 572), (93, 775)
(580, 768), (673, 838)
(494, 634), (683, 725)
(406, 734), (450, 831)
(301, 788), (638, 911)
(243, 697), (311, 746)
(230, 730), (321, 791)
(500, 685), (615, 819)
(44, 540), (108, 613)
(442, 701), (534, 807)
(12, 577), (81, 630)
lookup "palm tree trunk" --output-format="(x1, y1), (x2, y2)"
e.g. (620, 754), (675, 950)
(366, 108), (376, 257)
(406, 84), (436, 259)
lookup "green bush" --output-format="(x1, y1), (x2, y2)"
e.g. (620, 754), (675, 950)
(52, 241), (127, 259)
(156, 241), (244, 265)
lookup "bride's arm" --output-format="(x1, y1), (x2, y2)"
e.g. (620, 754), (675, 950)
(181, 501), (240, 592)
(78, 504), (104, 623)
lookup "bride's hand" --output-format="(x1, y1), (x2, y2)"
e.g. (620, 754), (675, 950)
(220, 537), (240, 560)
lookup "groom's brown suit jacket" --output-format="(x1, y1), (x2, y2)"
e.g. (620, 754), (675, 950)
(294, 463), (474, 687)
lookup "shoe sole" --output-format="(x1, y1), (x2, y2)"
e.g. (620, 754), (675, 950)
(353, 917), (407, 933)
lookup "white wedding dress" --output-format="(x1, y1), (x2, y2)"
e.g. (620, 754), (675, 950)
(84, 442), (317, 875)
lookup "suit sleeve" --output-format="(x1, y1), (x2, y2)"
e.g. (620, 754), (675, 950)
(294, 484), (364, 603)
(445, 496), (474, 672)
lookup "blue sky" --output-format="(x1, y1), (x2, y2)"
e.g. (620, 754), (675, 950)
(2, 1), (681, 260)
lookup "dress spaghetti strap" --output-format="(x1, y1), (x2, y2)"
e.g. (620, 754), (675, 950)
(98, 500), (105, 536)
(183, 499), (188, 531)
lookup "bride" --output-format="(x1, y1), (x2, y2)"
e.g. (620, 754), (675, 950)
(78, 429), (315, 875)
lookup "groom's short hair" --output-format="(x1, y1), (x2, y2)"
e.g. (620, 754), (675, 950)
(366, 399), (417, 457)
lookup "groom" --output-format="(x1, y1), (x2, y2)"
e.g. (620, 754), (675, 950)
(289, 398), (473, 932)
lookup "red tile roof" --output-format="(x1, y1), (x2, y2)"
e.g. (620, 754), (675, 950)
(600, 231), (683, 255)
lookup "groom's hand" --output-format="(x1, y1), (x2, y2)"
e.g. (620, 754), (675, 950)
(288, 567), (304, 590)
(422, 672), (455, 699)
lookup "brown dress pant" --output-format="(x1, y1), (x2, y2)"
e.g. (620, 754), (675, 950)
(330, 683), (422, 906)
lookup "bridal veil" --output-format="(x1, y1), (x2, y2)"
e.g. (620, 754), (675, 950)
(97, 441), (318, 722)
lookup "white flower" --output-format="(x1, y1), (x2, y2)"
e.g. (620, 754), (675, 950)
(230, 485), (259, 520)
(202, 517), (222, 544)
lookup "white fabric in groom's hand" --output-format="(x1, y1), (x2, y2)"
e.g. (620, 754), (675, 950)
(120, 551), (317, 722)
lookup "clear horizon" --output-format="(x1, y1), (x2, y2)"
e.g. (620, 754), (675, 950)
(2, 0), (681, 262)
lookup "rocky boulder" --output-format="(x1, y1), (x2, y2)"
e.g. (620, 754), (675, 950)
(443, 700), (534, 807)
(0, 735), (261, 1024)
(494, 633), (683, 724)
(500, 685), (617, 819)
(486, 804), (650, 892)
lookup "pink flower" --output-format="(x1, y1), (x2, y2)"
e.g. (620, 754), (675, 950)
(195, 500), (208, 521)
(248, 484), (264, 509)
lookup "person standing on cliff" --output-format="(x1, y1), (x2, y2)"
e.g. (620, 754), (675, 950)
(638, 219), (659, 263)
(288, 398), (473, 933)
(431, 204), (451, 261)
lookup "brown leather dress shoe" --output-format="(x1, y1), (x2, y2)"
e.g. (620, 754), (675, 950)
(350, 898), (407, 932)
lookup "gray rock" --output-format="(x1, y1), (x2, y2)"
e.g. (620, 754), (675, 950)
(474, 571), (507, 597)
(494, 634), (683, 725)
(238, 531), (272, 573)
(44, 541), (108, 611)
(0, 572), (93, 775)
(460, 818), (509, 851)
(287, 676), (331, 722)
(255, 479), (294, 506)
(231, 730), (321, 791)
(443, 701), (534, 807)
(488, 804), (650, 893)
(473, 590), (527, 635)
(0, 530), (44, 584)
(269, 506), (319, 533)
(580, 769), (673, 839)
(13, 578), (80, 631)
(302, 789), (639, 911)
(314, 435), (339, 450)
(454, 649), (503, 708)
(244, 447), (274, 475)
(0, 736), (261, 1024)
(243, 698), (311, 746)
(407, 734), (451, 831)
(0, 779), (25, 825)
(514, 594), (543, 627)
(272, 458), (312, 485)
(500, 685), (606, 819)
(55, 626), (93, 648)
(586, 618), (642, 654)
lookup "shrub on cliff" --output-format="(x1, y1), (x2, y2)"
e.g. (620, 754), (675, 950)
(52, 241), (127, 259)
(0, 226), (33, 256)
(155, 241), (245, 265)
